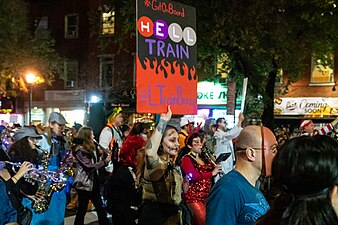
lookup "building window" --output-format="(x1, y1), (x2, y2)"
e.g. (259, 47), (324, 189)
(36, 16), (48, 30)
(102, 10), (115, 35)
(64, 60), (78, 88)
(65, 14), (79, 39)
(100, 56), (115, 88)
(310, 54), (334, 85)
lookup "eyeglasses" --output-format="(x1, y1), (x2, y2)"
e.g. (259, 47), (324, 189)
(235, 126), (278, 177)
(237, 144), (278, 154)
(254, 145), (278, 154)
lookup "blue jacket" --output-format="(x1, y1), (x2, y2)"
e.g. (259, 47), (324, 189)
(0, 180), (17, 224)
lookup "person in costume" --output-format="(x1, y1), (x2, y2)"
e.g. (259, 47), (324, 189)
(299, 117), (338, 136)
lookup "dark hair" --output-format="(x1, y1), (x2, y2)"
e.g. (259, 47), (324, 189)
(256, 135), (338, 225)
(120, 123), (131, 133)
(186, 132), (202, 147)
(7, 137), (39, 165)
(129, 122), (149, 136)
(216, 117), (225, 128)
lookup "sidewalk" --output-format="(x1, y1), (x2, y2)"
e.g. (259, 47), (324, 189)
(64, 211), (112, 225)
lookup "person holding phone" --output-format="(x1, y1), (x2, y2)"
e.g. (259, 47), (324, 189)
(180, 132), (222, 225)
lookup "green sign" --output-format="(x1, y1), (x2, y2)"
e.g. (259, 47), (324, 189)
(197, 81), (227, 105)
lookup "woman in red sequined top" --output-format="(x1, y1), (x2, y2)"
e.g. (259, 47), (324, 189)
(180, 132), (222, 225)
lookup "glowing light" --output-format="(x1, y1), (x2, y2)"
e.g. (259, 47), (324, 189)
(25, 73), (37, 84)
(90, 95), (101, 103)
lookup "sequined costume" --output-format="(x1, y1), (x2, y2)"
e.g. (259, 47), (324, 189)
(180, 154), (214, 225)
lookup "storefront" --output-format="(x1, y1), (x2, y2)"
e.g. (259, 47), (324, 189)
(191, 81), (242, 129)
(27, 90), (86, 126)
(0, 96), (23, 126)
(274, 97), (338, 132)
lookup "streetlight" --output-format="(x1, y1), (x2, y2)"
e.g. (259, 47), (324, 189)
(25, 72), (37, 125)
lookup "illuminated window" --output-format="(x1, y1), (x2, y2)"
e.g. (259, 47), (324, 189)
(311, 54), (334, 84)
(102, 10), (115, 35)
(65, 14), (79, 39)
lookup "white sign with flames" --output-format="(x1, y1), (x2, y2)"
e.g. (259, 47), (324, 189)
(274, 97), (338, 116)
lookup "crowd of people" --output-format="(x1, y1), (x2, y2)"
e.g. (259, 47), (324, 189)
(0, 106), (338, 225)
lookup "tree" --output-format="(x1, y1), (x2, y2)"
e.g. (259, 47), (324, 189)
(0, 0), (63, 93)
(184, 0), (338, 128)
(110, 0), (338, 128)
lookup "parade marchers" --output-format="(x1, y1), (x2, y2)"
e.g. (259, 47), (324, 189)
(1, 109), (338, 225)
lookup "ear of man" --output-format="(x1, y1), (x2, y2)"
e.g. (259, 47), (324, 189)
(245, 147), (256, 162)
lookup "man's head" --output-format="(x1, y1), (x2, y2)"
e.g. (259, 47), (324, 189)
(235, 125), (278, 177)
(180, 116), (193, 133)
(216, 117), (227, 131)
(300, 119), (315, 134)
(107, 107), (124, 127)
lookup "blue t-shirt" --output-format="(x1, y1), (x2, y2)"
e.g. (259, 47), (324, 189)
(206, 170), (269, 225)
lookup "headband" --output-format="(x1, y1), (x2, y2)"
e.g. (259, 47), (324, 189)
(300, 120), (313, 129)
(107, 107), (122, 122)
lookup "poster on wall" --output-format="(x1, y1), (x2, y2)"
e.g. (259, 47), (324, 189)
(136, 0), (197, 114)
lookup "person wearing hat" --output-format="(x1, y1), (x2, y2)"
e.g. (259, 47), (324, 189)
(7, 127), (42, 164)
(3, 127), (41, 225)
(300, 117), (338, 136)
(22, 112), (70, 225)
(178, 116), (194, 150)
(0, 159), (33, 225)
(99, 107), (124, 162)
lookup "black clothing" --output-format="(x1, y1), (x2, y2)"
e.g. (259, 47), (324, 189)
(75, 188), (110, 225)
(106, 165), (142, 225)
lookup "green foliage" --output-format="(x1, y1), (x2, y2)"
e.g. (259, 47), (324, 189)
(182, 0), (338, 121)
(0, 0), (63, 93)
(114, 0), (338, 123)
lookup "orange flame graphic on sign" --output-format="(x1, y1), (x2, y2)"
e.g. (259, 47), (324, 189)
(136, 56), (198, 114)
(139, 57), (197, 80)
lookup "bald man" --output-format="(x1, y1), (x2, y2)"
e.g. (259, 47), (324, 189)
(206, 125), (278, 225)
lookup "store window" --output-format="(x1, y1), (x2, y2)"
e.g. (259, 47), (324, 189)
(65, 13), (79, 39)
(100, 56), (115, 88)
(102, 10), (115, 35)
(310, 54), (334, 85)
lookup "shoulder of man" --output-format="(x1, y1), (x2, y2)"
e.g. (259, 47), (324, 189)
(101, 125), (114, 136)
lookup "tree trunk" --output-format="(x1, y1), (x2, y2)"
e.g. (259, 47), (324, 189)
(261, 70), (277, 130)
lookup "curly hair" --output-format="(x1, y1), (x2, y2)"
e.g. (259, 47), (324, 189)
(7, 137), (39, 164)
